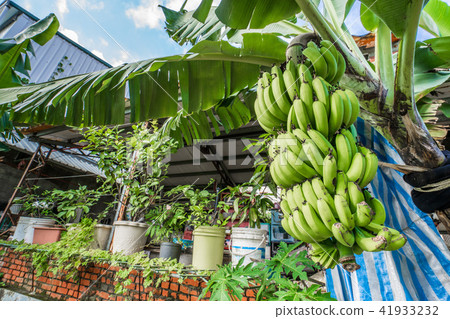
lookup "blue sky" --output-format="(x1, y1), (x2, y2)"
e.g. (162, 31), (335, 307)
(12, 0), (450, 67)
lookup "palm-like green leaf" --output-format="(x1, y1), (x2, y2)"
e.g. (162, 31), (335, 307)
(0, 13), (59, 87)
(214, 0), (300, 29)
(359, 0), (417, 37)
(162, 5), (309, 46)
(0, 35), (286, 127)
(422, 0), (450, 37)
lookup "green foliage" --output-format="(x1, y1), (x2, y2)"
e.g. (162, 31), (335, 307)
(0, 272), (5, 287)
(199, 242), (334, 301)
(81, 123), (178, 221)
(145, 202), (190, 241)
(13, 185), (54, 218)
(8, 218), (188, 300)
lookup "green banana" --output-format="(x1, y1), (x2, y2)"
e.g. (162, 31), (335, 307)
(334, 194), (355, 230)
(292, 184), (306, 208)
(271, 75), (291, 115)
(370, 197), (387, 224)
(335, 170), (349, 202)
(336, 241), (355, 264)
(285, 148), (317, 179)
(354, 201), (375, 227)
(344, 89), (360, 125)
(377, 227), (394, 244)
(261, 72), (272, 87)
(348, 181), (365, 213)
(299, 81), (315, 123)
(301, 179), (319, 212)
(352, 243), (364, 255)
(320, 45), (338, 83)
(292, 206), (326, 243)
(355, 227), (387, 252)
(385, 234), (407, 251)
(298, 63), (313, 85)
(281, 200), (314, 242)
(277, 132), (303, 155)
(263, 85), (287, 122)
(293, 98), (311, 132)
(303, 42), (328, 78)
(254, 96), (284, 133)
(341, 128), (358, 158)
(271, 155), (292, 187)
(336, 90), (352, 127)
(329, 92), (345, 137)
(307, 127), (337, 158)
(292, 128), (310, 142)
(312, 77), (330, 113)
(278, 150), (307, 184)
(302, 139), (324, 176)
(317, 197), (337, 231)
(364, 222), (400, 237)
(301, 201), (333, 238)
(312, 100), (329, 138)
(323, 153), (338, 194)
(358, 146), (379, 188)
(286, 188), (299, 212)
(283, 61), (300, 101)
(346, 152), (366, 183)
(331, 223), (355, 247)
(311, 177), (336, 211)
(331, 50), (346, 84)
(335, 133), (352, 172)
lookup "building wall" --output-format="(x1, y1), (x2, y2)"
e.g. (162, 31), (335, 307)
(0, 245), (259, 301)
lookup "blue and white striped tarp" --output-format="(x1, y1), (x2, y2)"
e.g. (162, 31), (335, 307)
(325, 119), (450, 301)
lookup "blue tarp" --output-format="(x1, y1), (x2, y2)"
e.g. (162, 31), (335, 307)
(326, 119), (450, 301)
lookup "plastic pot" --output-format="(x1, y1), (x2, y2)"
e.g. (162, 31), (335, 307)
(12, 217), (56, 243)
(230, 227), (267, 266)
(111, 221), (149, 255)
(192, 226), (225, 270)
(32, 226), (65, 244)
(91, 224), (113, 250)
(159, 242), (182, 261)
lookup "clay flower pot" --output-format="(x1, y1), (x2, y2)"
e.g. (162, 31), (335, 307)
(32, 226), (65, 245)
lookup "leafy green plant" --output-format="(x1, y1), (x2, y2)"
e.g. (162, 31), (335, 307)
(51, 185), (107, 224)
(168, 180), (230, 228)
(0, 272), (5, 287)
(81, 123), (178, 221)
(224, 182), (273, 228)
(13, 185), (55, 218)
(199, 242), (334, 301)
(145, 202), (190, 242)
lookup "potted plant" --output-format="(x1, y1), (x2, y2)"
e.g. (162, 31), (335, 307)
(11, 185), (57, 243)
(81, 123), (177, 255)
(224, 182), (274, 266)
(51, 185), (112, 250)
(169, 181), (230, 270)
(146, 200), (190, 261)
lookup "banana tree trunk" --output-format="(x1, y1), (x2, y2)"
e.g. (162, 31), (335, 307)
(295, 0), (445, 168)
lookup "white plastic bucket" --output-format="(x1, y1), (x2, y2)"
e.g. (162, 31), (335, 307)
(111, 221), (148, 255)
(230, 227), (267, 266)
(91, 224), (113, 250)
(12, 217), (56, 243)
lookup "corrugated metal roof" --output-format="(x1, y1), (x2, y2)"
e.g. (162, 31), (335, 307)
(0, 1), (111, 83)
(1, 137), (104, 176)
(0, 1), (111, 176)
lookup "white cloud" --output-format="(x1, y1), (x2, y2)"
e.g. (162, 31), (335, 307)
(99, 37), (109, 47)
(22, 0), (32, 11)
(75, 0), (105, 11)
(56, 0), (69, 17)
(92, 49), (106, 60)
(59, 27), (79, 43)
(126, 0), (219, 30)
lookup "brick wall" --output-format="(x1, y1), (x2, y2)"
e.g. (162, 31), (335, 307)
(0, 246), (218, 301)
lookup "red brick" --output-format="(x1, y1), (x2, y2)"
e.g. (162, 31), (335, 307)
(169, 283), (179, 291)
(57, 287), (68, 295)
(248, 297), (256, 301)
(178, 294), (188, 301)
(170, 277), (178, 283)
(50, 293), (60, 300)
(200, 281), (207, 288)
(241, 297), (248, 301)
(67, 298), (77, 301)
(161, 282), (169, 289)
(92, 268), (100, 274)
(97, 291), (110, 300)
(189, 289), (199, 296)
(125, 283), (135, 290)
(170, 292), (177, 299)
(16, 277), (24, 283)
(190, 296), (198, 301)
(80, 279), (90, 286)
(89, 274), (98, 280)
(42, 284), (52, 291)
(246, 289), (255, 298)
(162, 290), (169, 297)
(180, 285), (189, 294)
(116, 296), (125, 301)
(52, 280), (62, 286)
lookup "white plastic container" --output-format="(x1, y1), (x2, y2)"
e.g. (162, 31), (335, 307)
(12, 217), (56, 243)
(91, 224), (113, 250)
(111, 221), (148, 255)
(230, 227), (267, 266)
